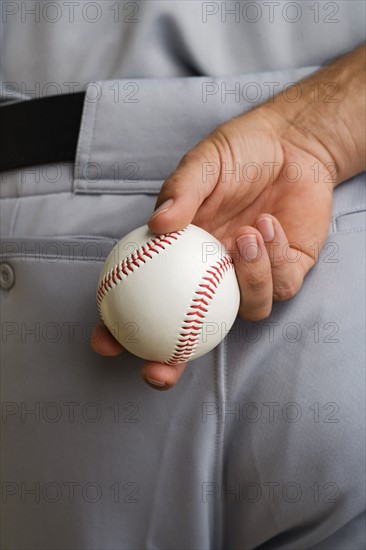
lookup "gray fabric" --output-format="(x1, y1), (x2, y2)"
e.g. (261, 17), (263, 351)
(1, 1), (366, 549)
(1, 1), (365, 96)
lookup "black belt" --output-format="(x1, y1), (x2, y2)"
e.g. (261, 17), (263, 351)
(0, 92), (86, 172)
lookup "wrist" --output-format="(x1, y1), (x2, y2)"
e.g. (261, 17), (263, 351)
(259, 43), (366, 188)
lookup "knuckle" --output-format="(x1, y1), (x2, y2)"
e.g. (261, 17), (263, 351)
(180, 146), (209, 166)
(270, 252), (289, 270)
(160, 175), (180, 195)
(273, 287), (296, 301)
(180, 149), (201, 164)
(181, 140), (219, 168)
(272, 264), (304, 302)
(243, 270), (271, 293)
(273, 278), (303, 302)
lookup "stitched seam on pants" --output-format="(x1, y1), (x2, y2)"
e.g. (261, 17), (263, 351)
(333, 206), (366, 217)
(87, 92), (100, 171)
(212, 341), (227, 548)
(73, 91), (98, 186)
(8, 199), (20, 238)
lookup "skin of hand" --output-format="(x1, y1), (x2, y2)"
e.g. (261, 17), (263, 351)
(91, 43), (366, 390)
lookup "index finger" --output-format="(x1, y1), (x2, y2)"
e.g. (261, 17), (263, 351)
(148, 140), (220, 234)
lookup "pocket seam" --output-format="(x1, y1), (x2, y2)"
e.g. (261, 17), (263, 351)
(333, 207), (365, 234)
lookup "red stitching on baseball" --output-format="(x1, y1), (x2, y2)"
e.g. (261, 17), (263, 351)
(164, 254), (234, 365)
(97, 230), (185, 310)
(97, 231), (234, 366)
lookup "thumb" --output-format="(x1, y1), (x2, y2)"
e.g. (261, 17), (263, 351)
(148, 139), (220, 234)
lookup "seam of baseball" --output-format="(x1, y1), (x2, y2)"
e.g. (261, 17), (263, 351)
(164, 254), (234, 365)
(96, 229), (186, 312)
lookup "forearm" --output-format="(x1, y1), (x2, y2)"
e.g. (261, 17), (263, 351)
(261, 43), (366, 186)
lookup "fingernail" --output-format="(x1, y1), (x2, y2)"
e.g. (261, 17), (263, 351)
(257, 218), (275, 242)
(149, 199), (174, 220)
(146, 377), (166, 387)
(236, 235), (259, 261)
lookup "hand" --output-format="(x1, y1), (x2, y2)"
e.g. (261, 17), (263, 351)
(91, 107), (334, 388)
(92, 44), (365, 390)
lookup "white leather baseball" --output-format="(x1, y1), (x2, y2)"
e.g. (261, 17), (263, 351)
(97, 224), (240, 364)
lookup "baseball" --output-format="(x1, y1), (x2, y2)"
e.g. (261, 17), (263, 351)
(97, 224), (240, 364)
